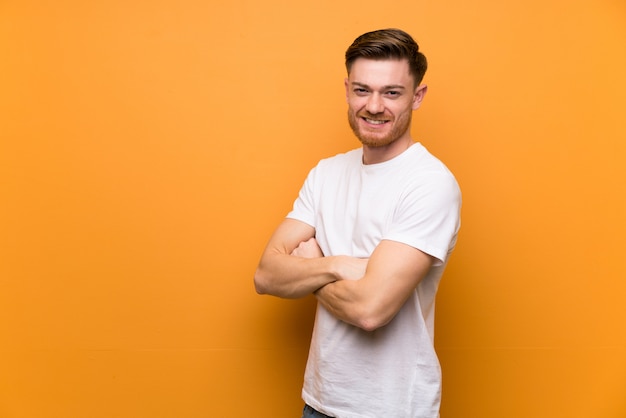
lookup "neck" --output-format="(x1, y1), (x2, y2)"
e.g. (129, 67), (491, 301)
(362, 136), (414, 165)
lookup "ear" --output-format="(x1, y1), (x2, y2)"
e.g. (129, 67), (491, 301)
(344, 78), (350, 103)
(412, 84), (428, 110)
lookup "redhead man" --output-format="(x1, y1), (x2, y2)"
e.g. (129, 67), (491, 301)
(254, 28), (461, 418)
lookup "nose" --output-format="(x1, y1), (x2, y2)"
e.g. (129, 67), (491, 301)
(365, 93), (384, 114)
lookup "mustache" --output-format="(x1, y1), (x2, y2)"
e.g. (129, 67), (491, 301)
(358, 112), (390, 120)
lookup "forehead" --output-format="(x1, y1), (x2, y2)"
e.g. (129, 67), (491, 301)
(348, 58), (413, 87)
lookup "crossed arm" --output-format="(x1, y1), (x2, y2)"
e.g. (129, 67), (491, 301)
(254, 218), (434, 331)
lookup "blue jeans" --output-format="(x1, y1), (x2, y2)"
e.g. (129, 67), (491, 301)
(302, 404), (335, 418)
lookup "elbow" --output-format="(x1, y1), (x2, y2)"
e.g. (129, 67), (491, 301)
(357, 315), (389, 332)
(319, 288), (394, 332)
(253, 268), (269, 295)
(254, 268), (299, 299)
(352, 305), (393, 332)
(254, 266), (290, 297)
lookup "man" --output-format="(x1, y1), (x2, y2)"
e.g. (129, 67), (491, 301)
(254, 28), (461, 418)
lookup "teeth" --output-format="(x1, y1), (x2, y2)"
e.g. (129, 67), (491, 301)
(365, 118), (387, 125)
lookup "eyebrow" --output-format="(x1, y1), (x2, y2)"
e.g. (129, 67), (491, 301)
(351, 82), (407, 90)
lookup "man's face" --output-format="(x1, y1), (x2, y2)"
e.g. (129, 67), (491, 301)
(345, 58), (426, 148)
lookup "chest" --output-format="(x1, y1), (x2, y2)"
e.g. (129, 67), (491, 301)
(316, 168), (406, 257)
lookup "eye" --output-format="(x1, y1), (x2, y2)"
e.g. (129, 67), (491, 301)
(386, 91), (401, 97)
(354, 88), (369, 95)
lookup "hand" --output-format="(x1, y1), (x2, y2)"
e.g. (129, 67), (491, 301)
(291, 238), (367, 281)
(291, 237), (324, 259)
(334, 256), (368, 281)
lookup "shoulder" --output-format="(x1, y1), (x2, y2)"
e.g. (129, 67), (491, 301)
(317, 148), (362, 167)
(309, 148), (362, 177)
(403, 144), (459, 187)
(400, 144), (461, 205)
(408, 143), (453, 173)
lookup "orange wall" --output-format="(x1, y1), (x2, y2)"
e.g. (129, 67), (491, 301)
(1, 1), (625, 417)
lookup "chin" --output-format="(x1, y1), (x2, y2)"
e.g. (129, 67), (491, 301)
(358, 137), (394, 148)
(352, 127), (391, 147)
(355, 130), (398, 147)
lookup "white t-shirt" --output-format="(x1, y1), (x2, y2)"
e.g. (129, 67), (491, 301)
(287, 143), (461, 418)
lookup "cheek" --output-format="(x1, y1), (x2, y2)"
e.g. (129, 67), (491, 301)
(392, 102), (413, 116)
(346, 100), (358, 111)
(347, 96), (368, 109)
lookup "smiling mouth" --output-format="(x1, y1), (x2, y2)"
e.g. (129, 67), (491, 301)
(363, 117), (389, 125)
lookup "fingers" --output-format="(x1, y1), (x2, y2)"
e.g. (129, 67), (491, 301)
(291, 238), (323, 258)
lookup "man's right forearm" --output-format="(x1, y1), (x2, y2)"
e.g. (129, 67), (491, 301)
(254, 252), (340, 299)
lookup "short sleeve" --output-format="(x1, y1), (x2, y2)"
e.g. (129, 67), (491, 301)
(286, 165), (318, 228)
(385, 172), (461, 265)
